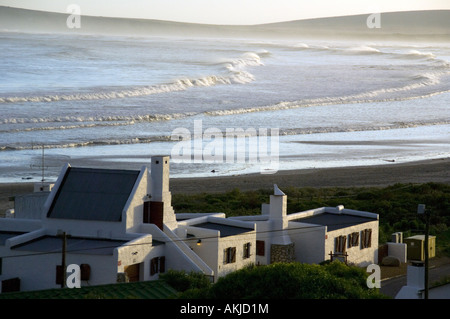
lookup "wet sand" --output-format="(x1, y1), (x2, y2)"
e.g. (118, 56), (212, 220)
(169, 157), (450, 194)
(1, 157), (448, 214)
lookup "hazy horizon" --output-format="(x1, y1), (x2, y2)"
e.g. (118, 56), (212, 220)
(1, 0), (450, 25)
(1, 6), (449, 41)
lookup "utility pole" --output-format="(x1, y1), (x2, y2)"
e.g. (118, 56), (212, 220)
(41, 145), (45, 182)
(57, 231), (69, 288)
(417, 204), (429, 299)
(424, 209), (430, 300)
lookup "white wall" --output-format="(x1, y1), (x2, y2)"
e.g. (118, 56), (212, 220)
(288, 222), (326, 264)
(186, 227), (220, 281)
(216, 231), (256, 279)
(124, 167), (148, 233)
(387, 242), (407, 263)
(325, 220), (379, 266)
(116, 234), (154, 280)
(1, 252), (117, 292)
(184, 223), (256, 281)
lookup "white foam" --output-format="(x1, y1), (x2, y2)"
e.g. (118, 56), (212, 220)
(0, 50), (267, 104)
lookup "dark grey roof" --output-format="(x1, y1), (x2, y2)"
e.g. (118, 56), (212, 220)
(292, 213), (376, 232)
(12, 235), (128, 255)
(193, 222), (254, 237)
(47, 167), (140, 222)
(0, 231), (25, 246)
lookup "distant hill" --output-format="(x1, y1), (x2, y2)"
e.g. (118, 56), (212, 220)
(0, 6), (449, 40)
(261, 10), (450, 40)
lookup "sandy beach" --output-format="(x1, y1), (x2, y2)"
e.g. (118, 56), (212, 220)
(1, 157), (448, 214)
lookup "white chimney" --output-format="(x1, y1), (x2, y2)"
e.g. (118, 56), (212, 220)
(269, 184), (291, 245)
(148, 155), (177, 230)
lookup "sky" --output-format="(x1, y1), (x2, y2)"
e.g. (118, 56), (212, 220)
(1, 0), (450, 25)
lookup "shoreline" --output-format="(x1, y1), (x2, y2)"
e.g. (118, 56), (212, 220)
(1, 157), (448, 214)
(169, 157), (450, 194)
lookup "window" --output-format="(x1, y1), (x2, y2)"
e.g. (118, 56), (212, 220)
(335, 235), (347, 253)
(150, 256), (165, 276)
(243, 243), (251, 259)
(256, 240), (265, 256)
(224, 247), (236, 264)
(348, 232), (359, 248)
(361, 229), (372, 249)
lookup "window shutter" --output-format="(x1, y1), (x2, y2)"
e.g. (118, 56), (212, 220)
(361, 230), (365, 248)
(150, 257), (158, 275)
(341, 236), (347, 253)
(335, 236), (347, 253)
(353, 232), (359, 247)
(1, 277), (20, 293)
(231, 247), (236, 263)
(223, 249), (228, 264)
(149, 201), (164, 230)
(159, 257), (165, 273)
(361, 229), (372, 249)
(243, 243), (251, 258)
(80, 264), (91, 281)
(256, 240), (265, 256)
(367, 229), (372, 248)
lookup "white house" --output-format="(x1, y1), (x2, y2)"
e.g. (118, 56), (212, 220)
(0, 155), (378, 293)
(396, 261), (450, 299)
(231, 187), (379, 267)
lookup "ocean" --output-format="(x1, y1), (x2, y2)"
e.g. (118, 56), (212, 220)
(1, 10), (449, 183)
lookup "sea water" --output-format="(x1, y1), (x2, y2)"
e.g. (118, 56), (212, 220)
(0, 31), (449, 182)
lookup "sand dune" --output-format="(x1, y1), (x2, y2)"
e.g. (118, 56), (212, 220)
(1, 6), (449, 40)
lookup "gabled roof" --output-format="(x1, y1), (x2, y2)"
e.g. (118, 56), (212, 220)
(47, 167), (140, 222)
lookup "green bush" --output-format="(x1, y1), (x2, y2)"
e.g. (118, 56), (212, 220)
(160, 269), (211, 294)
(177, 262), (387, 299)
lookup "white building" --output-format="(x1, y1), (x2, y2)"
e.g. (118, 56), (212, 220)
(0, 155), (378, 293)
(396, 261), (450, 299)
(231, 187), (379, 267)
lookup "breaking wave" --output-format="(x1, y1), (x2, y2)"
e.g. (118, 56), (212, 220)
(259, 41), (445, 64)
(0, 111), (194, 126)
(3, 68), (449, 133)
(344, 45), (382, 55)
(0, 135), (173, 151)
(403, 49), (436, 60)
(0, 51), (267, 104)
(205, 78), (450, 117)
(2, 119), (448, 151)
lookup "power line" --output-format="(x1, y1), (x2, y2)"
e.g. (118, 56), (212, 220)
(0, 219), (375, 260)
